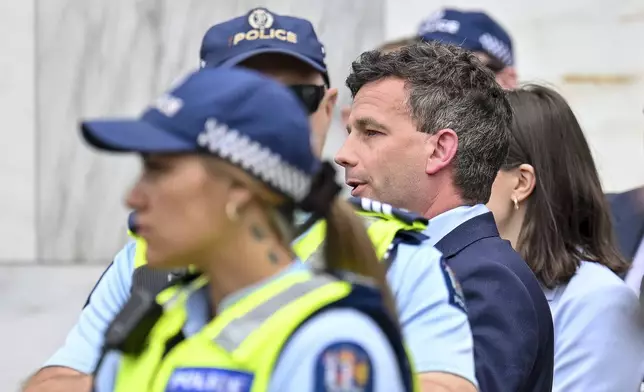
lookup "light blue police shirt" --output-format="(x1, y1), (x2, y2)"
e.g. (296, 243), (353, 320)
(93, 262), (406, 391)
(46, 232), (476, 387)
(387, 241), (475, 383)
(45, 241), (135, 374)
(545, 261), (644, 391)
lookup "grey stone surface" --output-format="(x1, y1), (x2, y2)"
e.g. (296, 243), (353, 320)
(0, 265), (104, 390)
(0, 0), (36, 261)
(36, 0), (384, 264)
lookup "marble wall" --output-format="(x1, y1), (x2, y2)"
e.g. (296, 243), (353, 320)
(0, 0), (36, 262)
(36, 0), (384, 263)
(0, 265), (105, 388)
(386, 0), (644, 193)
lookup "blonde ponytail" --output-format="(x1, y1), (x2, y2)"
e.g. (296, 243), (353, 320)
(323, 198), (399, 325)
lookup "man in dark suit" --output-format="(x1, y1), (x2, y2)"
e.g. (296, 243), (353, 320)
(337, 41), (554, 391)
(607, 187), (644, 293)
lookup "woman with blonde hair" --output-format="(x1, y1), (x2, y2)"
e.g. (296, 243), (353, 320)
(84, 67), (415, 392)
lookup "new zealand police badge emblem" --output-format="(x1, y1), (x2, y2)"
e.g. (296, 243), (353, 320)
(248, 8), (274, 30)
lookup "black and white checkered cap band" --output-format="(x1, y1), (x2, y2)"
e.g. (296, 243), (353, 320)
(479, 33), (513, 66)
(197, 118), (312, 201)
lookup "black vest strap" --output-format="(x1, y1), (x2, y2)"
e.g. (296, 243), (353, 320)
(385, 229), (429, 270)
(287, 280), (415, 392)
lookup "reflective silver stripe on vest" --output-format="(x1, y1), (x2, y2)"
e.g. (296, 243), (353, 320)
(360, 215), (380, 229)
(212, 274), (337, 352)
(307, 246), (325, 269)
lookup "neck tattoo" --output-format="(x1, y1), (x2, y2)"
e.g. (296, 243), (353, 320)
(251, 224), (265, 240)
(268, 251), (279, 264)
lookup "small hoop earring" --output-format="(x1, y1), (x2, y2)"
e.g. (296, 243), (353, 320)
(225, 202), (239, 222)
(512, 196), (519, 210)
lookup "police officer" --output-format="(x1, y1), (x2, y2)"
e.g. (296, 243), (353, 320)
(199, 7), (337, 159)
(417, 9), (517, 90)
(25, 9), (477, 392)
(81, 67), (414, 391)
(342, 9), (517, 128)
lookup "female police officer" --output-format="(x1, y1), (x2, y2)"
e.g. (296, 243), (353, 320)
(81, 66), (415, 391)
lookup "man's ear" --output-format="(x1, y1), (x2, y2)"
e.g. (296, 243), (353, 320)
(425, 128), (458, 175)
(496, 67), (518, 90)
(341, 105), (351, 127)
(322, 88), (339, 117)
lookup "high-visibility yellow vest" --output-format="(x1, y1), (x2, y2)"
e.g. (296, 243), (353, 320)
(128, 197), (428, 279)
(112, 270), (418, 392)
(292, 198), (428, 264)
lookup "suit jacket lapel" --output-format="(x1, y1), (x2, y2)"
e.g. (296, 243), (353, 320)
(610, 187), (644, 261)
(435, 212), (500, 258)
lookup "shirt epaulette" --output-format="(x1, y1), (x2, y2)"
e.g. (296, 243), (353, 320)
(348, 197), (428, 226)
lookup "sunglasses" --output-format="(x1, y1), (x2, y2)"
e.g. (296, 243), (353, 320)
(289, 84), (326, 114)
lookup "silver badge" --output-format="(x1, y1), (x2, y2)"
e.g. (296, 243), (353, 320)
(248, 9), (274, 30)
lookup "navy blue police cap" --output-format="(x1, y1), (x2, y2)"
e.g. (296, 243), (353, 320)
(199, 8), (330, 86)
(80, 67), (320, 203)
(418, 9), (514, 67)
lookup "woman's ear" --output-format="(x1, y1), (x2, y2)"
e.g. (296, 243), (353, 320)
(514, 163), (536, 203)
(226, 185), (254, 214)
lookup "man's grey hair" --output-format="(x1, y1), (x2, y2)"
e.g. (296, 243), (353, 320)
(345, 41), (512, 204)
